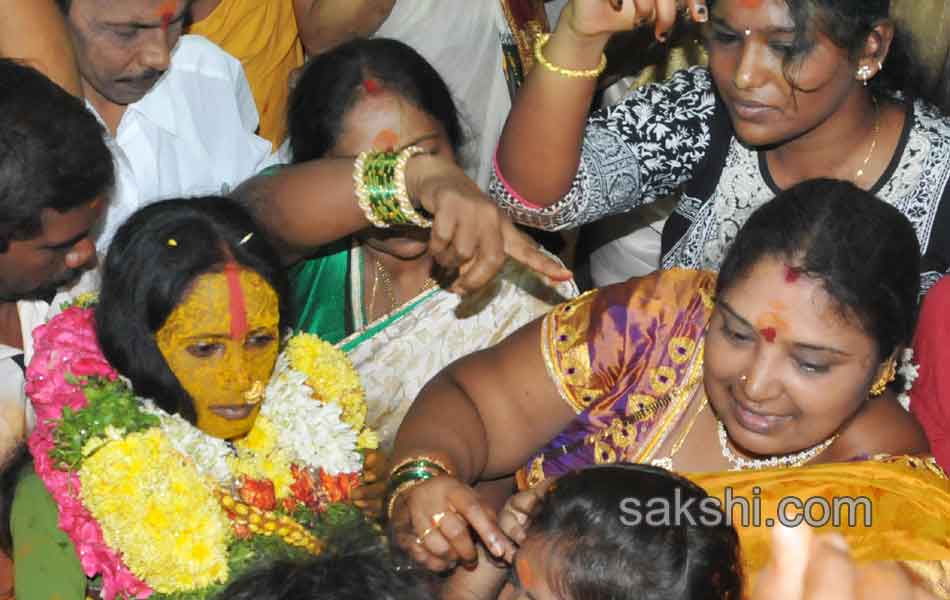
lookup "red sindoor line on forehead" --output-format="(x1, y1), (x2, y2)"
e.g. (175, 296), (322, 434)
(159, 0), (177, 32)
(784, 266), (801, 283)
(223, 262), (249, 341)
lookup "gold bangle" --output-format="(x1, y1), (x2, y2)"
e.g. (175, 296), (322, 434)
(386, 478), (429, 522)
(388, 455), (455, 480)
(353, 152), (387, 228)
(534, 33), (607, 80)
(394, 146), (432, 228)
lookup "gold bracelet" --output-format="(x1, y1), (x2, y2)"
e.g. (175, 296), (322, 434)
(394, 146), (432, 228)
(534, 33), (607, 80)
(386, 478), (430, 522)
(388, 455), (455, 480)
(353, 152), (388, 228)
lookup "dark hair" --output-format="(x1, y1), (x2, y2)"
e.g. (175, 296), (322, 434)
(704, 0), (936, 106)
(215, 550), (434, 600)
(287, 38), (465, 163)
(528, 464), (742, 600)
(96, 197), (291, 423)
(0, 58), (113, 250)
(717, 178), (920, 363)
(54, 0), (69, 12)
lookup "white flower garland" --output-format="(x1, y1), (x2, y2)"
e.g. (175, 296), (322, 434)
(261, 353), (362, 475)
(139, 350), (363, 486)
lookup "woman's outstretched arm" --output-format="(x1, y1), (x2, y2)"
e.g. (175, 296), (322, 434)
(236, 154), (572, 294)
(386, 317), (576, 571)
(496, 0), (706, 206)
(390, 317), (574, 482)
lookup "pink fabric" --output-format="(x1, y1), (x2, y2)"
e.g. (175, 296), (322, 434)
(911, 278), (950, 471)
(493, 152), (543, 209)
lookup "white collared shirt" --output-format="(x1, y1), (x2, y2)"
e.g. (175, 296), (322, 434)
(93, 35), (279, 250)
(0, 269), (99, 461)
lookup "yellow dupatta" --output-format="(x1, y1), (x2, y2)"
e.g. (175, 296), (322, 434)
(690, 456), (950, 596)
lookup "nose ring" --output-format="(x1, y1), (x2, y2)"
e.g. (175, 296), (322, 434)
(739, 374), (748, 382)
(243, 380), (265, 404)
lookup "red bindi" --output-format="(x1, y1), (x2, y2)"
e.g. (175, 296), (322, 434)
(784, 266), (801, 283)
(760, 327), (777, 344)
(739, 0), (762, 7)
(224, 263), (249, 341)
(363, 78), (382, 95)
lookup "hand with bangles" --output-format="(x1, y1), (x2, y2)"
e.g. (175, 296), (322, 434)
(404, 154), (571, 295)
(387, 462), (518, 573)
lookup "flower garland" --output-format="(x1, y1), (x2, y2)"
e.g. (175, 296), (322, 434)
(897, 347), (920, 411)
(26, 305), (379, 599)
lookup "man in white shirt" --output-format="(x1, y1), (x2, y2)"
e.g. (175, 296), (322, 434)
(56, 0), (278, 249)
(0, 59), (114, 463)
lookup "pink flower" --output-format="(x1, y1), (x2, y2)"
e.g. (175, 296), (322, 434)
(25, 308), (151, 599)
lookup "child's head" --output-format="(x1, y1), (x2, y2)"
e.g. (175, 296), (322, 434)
(505, 464), (742, 600)
(216, 549), (433, 600)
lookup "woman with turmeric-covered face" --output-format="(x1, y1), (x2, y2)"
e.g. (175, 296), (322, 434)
(94, 197), (292, 442)
(154, 266), (280, 440)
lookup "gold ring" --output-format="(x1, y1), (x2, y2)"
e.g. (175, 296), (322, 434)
(432, 512), (447, 525)
(415, 526), (437, 545)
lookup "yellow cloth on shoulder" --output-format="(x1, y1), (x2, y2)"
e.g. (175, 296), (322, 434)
(690, 456), (950, 594)
(189, 0), (304, 147)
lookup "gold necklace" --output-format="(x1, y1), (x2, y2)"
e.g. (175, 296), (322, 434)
(370, 254), (437, 315)
(651, 395), (708, 471)
(855, 95), (880, 180)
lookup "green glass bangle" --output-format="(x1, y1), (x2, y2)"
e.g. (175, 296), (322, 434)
(388, 458), (453, 480)
(386, 467), (438, 496)
(363, 153), (413, 226)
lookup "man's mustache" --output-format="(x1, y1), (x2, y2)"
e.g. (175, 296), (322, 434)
(116, 69), (164, 85)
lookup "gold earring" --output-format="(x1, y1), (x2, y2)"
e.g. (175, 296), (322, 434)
(869, 359), (896, 396)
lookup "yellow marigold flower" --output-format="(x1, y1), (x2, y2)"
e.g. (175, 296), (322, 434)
(237, 415), (278, 455)
(357, 428), (379, 451)
(79, 429), (230, 593)
(286, 333), (367, 432)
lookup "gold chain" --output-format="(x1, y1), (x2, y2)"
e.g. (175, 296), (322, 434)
(652, 393), (707, 471)
(855, 95), (880, 180)
(669, 395), (708, 458)
(370, 253), (437, 316)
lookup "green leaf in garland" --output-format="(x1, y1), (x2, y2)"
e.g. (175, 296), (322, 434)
(50, 378), (159, 470)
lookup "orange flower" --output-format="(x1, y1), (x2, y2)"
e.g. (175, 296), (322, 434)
(290, 464), (319, 509)
(238, 477), (276, 511)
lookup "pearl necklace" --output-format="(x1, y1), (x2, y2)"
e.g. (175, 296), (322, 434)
(717, 420), (837, 471)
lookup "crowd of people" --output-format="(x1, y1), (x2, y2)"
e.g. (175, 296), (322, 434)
(1, 0), (950, 598)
